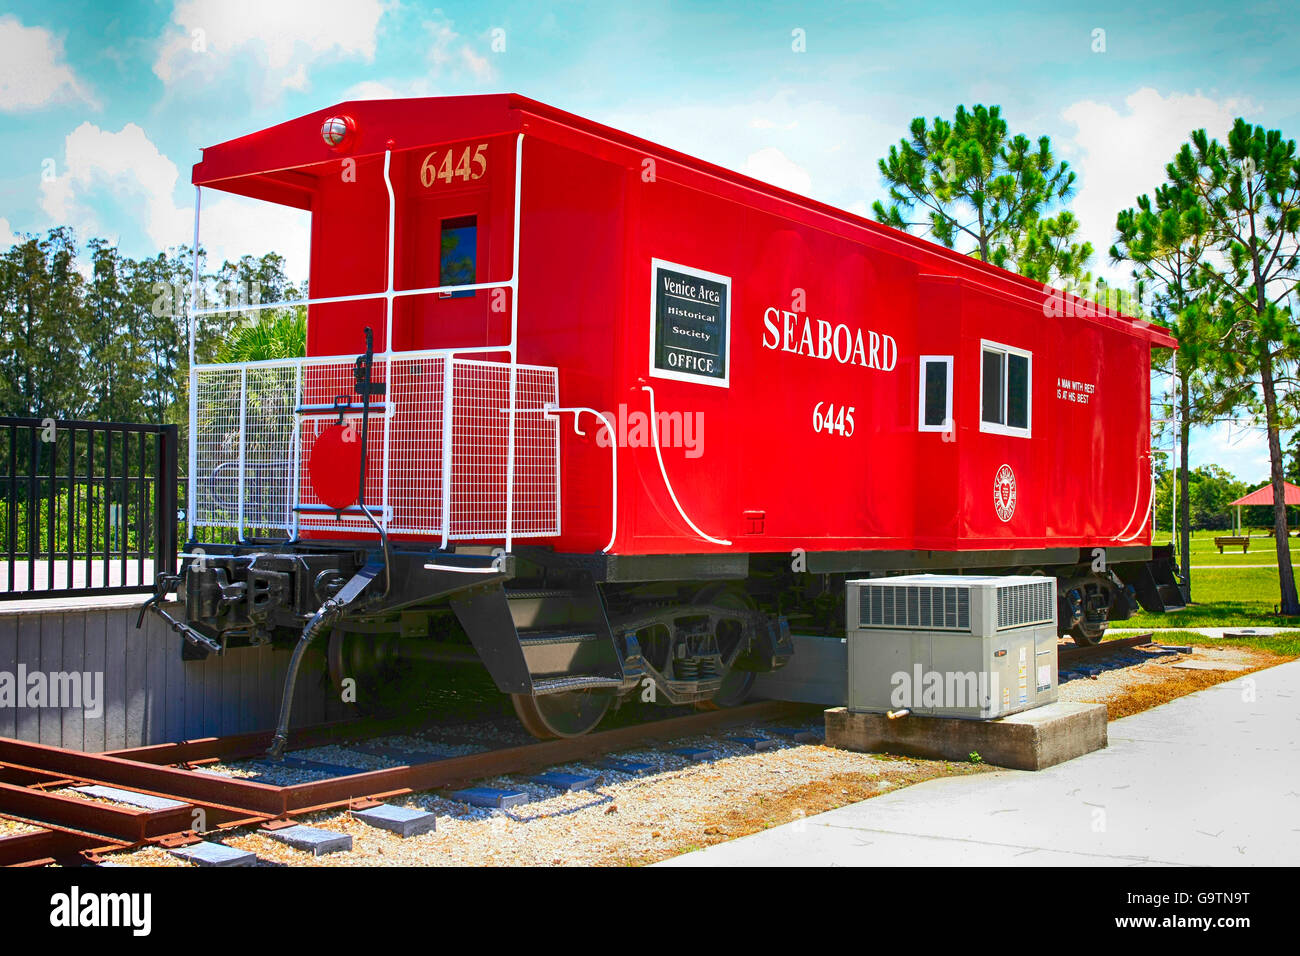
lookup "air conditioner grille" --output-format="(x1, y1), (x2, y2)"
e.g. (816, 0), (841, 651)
(996, 580), (1055, 629)
(860, 585), (969, 631)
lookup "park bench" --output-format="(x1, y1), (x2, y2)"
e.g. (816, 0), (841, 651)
(1214, 535), (1249, 553)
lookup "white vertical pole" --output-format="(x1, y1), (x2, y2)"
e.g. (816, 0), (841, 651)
(187, 186), (201, 539)
(440, 356), (454, 549)
(380, 148), (395, 528)
(289, 362), (302, 537)
(505, 133), (523, 552)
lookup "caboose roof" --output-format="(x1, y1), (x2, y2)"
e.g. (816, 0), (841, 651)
(192, 93), (1176, 349)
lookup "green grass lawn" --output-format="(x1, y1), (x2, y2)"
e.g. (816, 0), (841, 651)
(1127, 564), (1300, 629)
(1176, 527), (1300, 566)
(1150, 629), (1300, 656)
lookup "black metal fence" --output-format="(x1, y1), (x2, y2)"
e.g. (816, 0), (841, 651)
(0, 418), (178, 599)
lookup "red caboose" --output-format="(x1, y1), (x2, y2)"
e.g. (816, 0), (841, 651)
(163, 94), (1182, 742)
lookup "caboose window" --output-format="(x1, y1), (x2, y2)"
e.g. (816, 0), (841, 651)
(918, 355), (953, 432)
(980, 341), (1032, 438)
(439, 215), (477, 298)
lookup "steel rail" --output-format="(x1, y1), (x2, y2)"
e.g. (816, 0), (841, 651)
(0, 700), (807, 865)
(1057, 633), (1154, 668)
(0, 782), (196, 843)
(0, 824), (128, 867)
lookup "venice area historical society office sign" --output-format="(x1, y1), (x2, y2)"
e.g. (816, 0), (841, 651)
(649, 258), (731, 388)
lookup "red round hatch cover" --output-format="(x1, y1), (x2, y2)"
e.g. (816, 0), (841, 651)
(309, 423), (363, 511)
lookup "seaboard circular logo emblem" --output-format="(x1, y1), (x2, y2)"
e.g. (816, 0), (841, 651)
(994, 464), (1017, 522)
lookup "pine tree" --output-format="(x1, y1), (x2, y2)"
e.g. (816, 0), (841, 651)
(1112, 181), (1248, 601)
(1169, 120), (1300, 613)
(873, 104), (1087, 283)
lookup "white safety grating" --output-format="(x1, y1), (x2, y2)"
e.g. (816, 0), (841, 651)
(996, 579), (1055, 629)
(192, 353), (558, 543)
(448, 360), (559, 540)
(193, 367), (242, 529)
(241, 363), (298, 536)
(294, 358), (388, 534)
(383, 356), (444, 535)
(505, 364), (561, 538)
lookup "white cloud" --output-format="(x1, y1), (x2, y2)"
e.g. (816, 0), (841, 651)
(424, 16), (495, 83)
(41, 122), (189, 250)
(0, 216), (16, 249)
(1061, 87), (1256, 282)
(197, 193), (310, 281)
(154, 0), (384, 101)
(604, 91), (903, 213)
(342, 78), (439, 101)
(0, 15), (97, 112)
(741, 147), (812, 196)
(39, 122), (308, 279)
(1188, 421), (1270, 482)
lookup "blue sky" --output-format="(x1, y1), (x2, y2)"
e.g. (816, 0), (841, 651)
(1, 0), (1296, 482)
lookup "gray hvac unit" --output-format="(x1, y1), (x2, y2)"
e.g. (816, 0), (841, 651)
(846, 574), (1059, 719)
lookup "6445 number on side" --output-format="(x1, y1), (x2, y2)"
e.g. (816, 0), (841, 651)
(813, 402), (855, 437)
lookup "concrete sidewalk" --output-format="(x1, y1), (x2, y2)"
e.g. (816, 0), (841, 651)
(662, 659), (1300, 867)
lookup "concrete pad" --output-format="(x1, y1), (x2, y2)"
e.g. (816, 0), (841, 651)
(726, 735), (777, 752)
(661, 660), (1300, 866)
(531, 771), (600, 791)
(263, 825), (352, 856)
(450, 787), (530, 809)
(671, 747), (718, 762)
(73, 785), (188, 811)
(353, 804), (437, 837)
(825, 702), (1107, 771)
(597, 758), (655, 776)
(1168, 660), (1251, 672)
(169, 841), (258, 867)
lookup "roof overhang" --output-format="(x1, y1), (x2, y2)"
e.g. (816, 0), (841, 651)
(191, 93), (526, 206)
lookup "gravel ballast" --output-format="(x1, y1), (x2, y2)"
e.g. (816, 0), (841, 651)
(97, 641), (1288, 867)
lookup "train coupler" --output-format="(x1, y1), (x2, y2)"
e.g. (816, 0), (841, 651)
(267, 559), (384, 759)
(135, 574), (224, 655)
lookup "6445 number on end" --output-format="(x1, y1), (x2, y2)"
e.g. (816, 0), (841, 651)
(813, 402), (855, 437)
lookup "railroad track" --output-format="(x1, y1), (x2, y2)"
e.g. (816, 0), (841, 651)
(0, 635), (1170, 866)
(0, 700), (810, 866)
(1057, 633), (1156, 668)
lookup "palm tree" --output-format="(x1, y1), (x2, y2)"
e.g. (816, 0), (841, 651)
(215, 308), (306, 363)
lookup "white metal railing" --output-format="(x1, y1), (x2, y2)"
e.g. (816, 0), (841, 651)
(187, 134), (543, 549)
(191, 351), (559, 542)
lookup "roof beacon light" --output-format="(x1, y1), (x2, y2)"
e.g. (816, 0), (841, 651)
(321, 115), (356, 151)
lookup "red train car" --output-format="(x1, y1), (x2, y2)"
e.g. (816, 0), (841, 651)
(159, 95), (1183, 744)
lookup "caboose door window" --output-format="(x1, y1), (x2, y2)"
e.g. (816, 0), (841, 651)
(979, 340), (1032, 438)
(439, 215), (477, 298)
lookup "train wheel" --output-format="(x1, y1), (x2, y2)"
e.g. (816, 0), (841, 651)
(327, 630), (438, 717)
(511, 689), (614, 739)
(1068, 621), (1107, 646)
(692, 583), (757, 711)
(1061, 578), (1112, 646)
